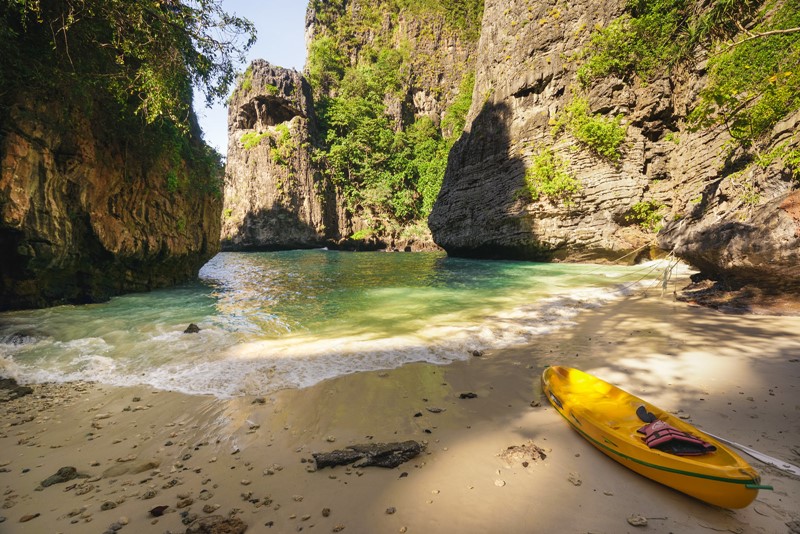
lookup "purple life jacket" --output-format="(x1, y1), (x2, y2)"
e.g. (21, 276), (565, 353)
(637, 420), (717, 456)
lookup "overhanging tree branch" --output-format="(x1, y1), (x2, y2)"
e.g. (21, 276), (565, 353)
(719, 22), (800, 53)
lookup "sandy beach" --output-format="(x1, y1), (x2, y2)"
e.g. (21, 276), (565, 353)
(1, 289), (799, 534)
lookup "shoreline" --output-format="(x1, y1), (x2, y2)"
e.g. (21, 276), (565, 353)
(1, 290), (799, 533)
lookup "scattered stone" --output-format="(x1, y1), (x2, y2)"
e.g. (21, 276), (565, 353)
(177, 498), (194, 508)
(198, 490), (213, 501)
(471, 350), (483, 357)
(184, 324), (200, 334)
(202, 504), (219, 514)
(567, 472), (582, 486)
(41, 466), (84, 487)
(19, 513), (40, 522)
(100, 501), (118, 511)
(459, 392), (478, 399)
(149, 505), (169, 517)
(494, 480), (506, 487)
(0, 378), (33, 402)
(326, 436), (336, 443)
(332, 525), (345, 532)
(627, 514), (648, 527)
(75, 484), (95, 495)
(185, 515), (247, 534)
(499, 441), (547, 466)
(321, 508), (331, 517)
(240, 479), (251, 486)
(141, 489), (157, 500)
(313, 441), (424, 469)
(529, 400), (541, 408)
(385, 507), (396, 515)
(425, 407), (445, 414)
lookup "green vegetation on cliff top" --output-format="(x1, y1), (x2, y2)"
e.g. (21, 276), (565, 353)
(577, 0), (800, 162)
(1, 0), (256, 194)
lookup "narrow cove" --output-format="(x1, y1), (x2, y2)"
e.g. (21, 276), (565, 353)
(0, 250), (674, 398)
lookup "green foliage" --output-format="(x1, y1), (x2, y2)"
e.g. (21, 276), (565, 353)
(688, 2), (800, 149)
(166, 170), (179, 193)
(307, 1), (482, 227)
(270, 124), (296, 167)
(314, 37), (475, 222)
(522, 148), (581, 206)
(265, 84), (279, 96)
(350, 229), (374, 240)
(785, 146), (800, 181)
(395, 0), (485, 41)
(240, 131), (269, 150)
(2, 0), (255, 129)
(240, 67), (254, 93)
(577, 0), (758, 85)
(625, 200), (665, 232)
(554, 97), (627, 161)
(441, 71), (475, 138)
(306, 36), (347, 97)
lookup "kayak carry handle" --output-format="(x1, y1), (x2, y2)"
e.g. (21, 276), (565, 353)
(745, 484), (773, 490)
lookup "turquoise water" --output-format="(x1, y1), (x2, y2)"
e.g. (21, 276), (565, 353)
(0, 250), (668, 397)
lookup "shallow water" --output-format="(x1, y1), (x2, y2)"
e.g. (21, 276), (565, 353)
(0, 250), (672, 397)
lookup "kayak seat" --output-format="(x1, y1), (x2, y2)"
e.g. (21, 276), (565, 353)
(638, 420), (717, 456)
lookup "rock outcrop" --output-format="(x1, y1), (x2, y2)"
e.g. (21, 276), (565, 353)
(430, 0), (800, 288)
(430, 0), (656, 262)
(0, 98), (221, 310)
(222, 2), (480, 251)
(222, 61), (328, 250)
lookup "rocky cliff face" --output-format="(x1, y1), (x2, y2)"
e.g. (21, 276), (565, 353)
(222, 2), (480, 251)
(430, 0), (800, 288)
(222, 61), (328, 250)
(430, 0), (656, 261)
(0, 97), (221, 310)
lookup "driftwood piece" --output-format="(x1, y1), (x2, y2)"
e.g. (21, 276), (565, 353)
(313, 440), (424, 469)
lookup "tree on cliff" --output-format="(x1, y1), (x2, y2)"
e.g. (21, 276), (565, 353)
(1, 0), (256, 131)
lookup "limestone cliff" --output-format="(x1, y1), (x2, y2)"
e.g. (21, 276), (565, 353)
(222, 1), (481, 251)
(222, 61), (328, 250)
(0, 97), (222, 310)
(430, 0), (800, 288)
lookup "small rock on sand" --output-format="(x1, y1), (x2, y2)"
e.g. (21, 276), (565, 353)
(41, 466), (83, 487)
(184, 324), (200, 334)
(567, 472), (582, 486)
(185, 515), (248, 534)
(627, 514), (648, 527)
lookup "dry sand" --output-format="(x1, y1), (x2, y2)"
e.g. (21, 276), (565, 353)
(1, 290), (799, 534)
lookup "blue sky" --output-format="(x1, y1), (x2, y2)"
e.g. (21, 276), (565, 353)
(195, 1), (309, 156)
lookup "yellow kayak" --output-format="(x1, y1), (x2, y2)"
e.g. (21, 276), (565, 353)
(541, 366), (769, 508)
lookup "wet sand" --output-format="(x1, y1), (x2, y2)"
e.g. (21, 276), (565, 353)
(1, 289), (799, 533)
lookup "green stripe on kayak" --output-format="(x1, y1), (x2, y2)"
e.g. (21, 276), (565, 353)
(554, 407), (760, 487)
